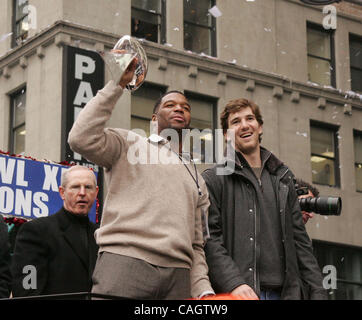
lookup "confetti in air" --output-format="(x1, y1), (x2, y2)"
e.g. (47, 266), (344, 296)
(208, 6), (222, 18)
(296, 131), (308, 138)
(0, 32), (13, 42)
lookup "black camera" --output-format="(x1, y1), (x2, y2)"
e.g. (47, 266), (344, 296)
(295, 186), (342, 216)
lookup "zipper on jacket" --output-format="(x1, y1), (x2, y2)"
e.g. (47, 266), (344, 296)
(257, 178), (263, 193)
(253, 201), (257, 293)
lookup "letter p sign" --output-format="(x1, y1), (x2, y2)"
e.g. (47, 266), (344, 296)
(75, 54), (96, 80)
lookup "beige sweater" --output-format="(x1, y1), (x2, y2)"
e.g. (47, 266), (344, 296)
(68, 81), (213, 297)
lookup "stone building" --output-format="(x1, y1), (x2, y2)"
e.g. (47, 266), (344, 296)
(0, 0), (361, 299)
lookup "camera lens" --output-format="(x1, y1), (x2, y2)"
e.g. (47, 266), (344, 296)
(299, 196), (341, 216)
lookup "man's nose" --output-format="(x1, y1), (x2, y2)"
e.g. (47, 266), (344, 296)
(173, 104), (184, 113)
(79, 186), (86, 195)
(240, 119), (249, 130)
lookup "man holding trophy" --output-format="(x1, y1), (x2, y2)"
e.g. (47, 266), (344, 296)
(68, 36), (214, 299)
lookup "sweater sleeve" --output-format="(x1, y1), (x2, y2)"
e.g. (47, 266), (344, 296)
(189, 175), (215, 298)
(68, 81), (126, 170)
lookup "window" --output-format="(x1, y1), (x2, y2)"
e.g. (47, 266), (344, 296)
(354, 130), (362, 192)
(307, 22), (335, 87)
(131, 0), (166, 44)
(131, 83), (167, 136)
(10, 88), (26, 155)
(184, 92), (216, 163)
(313, 240), (362, 300)
(310, 121), (339, 187)
(349, 34), (362, 93)
(12, 0), (29, 47)
(184, 0), (216, 56)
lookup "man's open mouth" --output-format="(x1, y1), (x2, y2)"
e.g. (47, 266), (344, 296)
(240, 133), (253, 138)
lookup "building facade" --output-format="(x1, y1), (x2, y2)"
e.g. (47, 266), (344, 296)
(0, 0), (361, 299)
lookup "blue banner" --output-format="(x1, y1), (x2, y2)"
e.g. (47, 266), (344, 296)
(0, 154), (97, 223)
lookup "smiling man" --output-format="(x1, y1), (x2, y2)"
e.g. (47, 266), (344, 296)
(202, 98), (327, 300)
(68, 61), (213, 299)
(11, 165), (99, 298)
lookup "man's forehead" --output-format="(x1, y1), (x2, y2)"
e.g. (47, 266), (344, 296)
(228, 107), (254, 120)
(161, 92), (189, 105)
(67, 169), (96, 182)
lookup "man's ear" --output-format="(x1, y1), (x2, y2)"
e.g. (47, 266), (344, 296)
(151, 114), (157, 121)
(258, 124), (263, 136)
(58, 186), (65, 200)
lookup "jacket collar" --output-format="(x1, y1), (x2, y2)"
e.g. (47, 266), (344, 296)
(147, 133), (192, 160)
(222, 144), (285, 175)
(147, 134), (168, 145)
(56, 207), (97, 271)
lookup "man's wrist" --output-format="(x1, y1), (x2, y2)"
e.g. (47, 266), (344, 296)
(198, 290), (215, 299)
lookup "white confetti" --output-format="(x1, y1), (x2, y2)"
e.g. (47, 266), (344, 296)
(208, 6), (222, 18)
(296, 131), (308, 138)
(281, 51), (287, 55)
(115, 12), (119, 16)
(341, 257), (344, 262)
(173, 27), (179, 31)
(264, 27), (272, 32)
(0, 32), (13, 42)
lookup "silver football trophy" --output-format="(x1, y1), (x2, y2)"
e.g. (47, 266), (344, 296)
(99, 35), (148, 91)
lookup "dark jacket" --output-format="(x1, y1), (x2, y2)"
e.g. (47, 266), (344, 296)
(0, 215), (11, 298)
(202, 147), (327, 300)
(11, 208), (99, 298)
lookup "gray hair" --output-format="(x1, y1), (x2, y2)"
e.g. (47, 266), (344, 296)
(60, 165), (97, 188)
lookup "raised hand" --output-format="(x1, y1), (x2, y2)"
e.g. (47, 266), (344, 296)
(111, 49), (138, 89)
